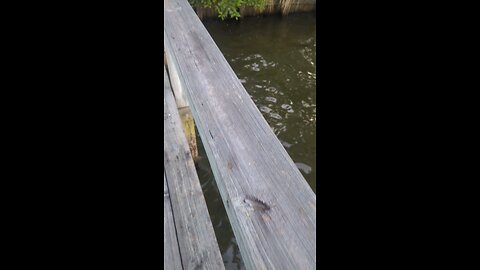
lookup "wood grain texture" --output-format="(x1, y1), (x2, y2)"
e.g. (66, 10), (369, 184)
(165, 48), (189, 108)
(164, 66), (225, 270)
(164, 172), (183, 270)
(164, 0), (317, 269)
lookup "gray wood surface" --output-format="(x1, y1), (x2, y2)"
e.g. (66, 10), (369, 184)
(164, 0), (316, 269)
(165, 49), (189, 108)
(164, 66), (225, 270)
(164, 171), (183, 270)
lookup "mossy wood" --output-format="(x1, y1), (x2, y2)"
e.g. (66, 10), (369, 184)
(178, 106), (198, 160)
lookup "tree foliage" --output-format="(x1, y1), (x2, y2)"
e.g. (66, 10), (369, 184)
(189, 0), (266, 20)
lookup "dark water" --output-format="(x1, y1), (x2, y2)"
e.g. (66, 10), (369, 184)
(196, 12), (316, 269)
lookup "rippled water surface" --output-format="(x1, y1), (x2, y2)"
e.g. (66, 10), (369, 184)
(196, 12), (316, 270)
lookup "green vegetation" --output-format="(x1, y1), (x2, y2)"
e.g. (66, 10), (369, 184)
(189, 0), (266, 20)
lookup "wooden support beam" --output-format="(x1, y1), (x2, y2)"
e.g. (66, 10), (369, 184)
(164, 47), (188, 108)
(165, 51), (198, 161)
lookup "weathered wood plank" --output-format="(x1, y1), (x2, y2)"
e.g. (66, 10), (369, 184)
(165, 49), (189, 108)
(164, 66), (225, 270)
(164, 172), (183, 270)
(164, 0), (316, 269)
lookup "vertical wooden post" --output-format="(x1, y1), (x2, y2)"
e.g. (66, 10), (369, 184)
(165, 50), (199, 161)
